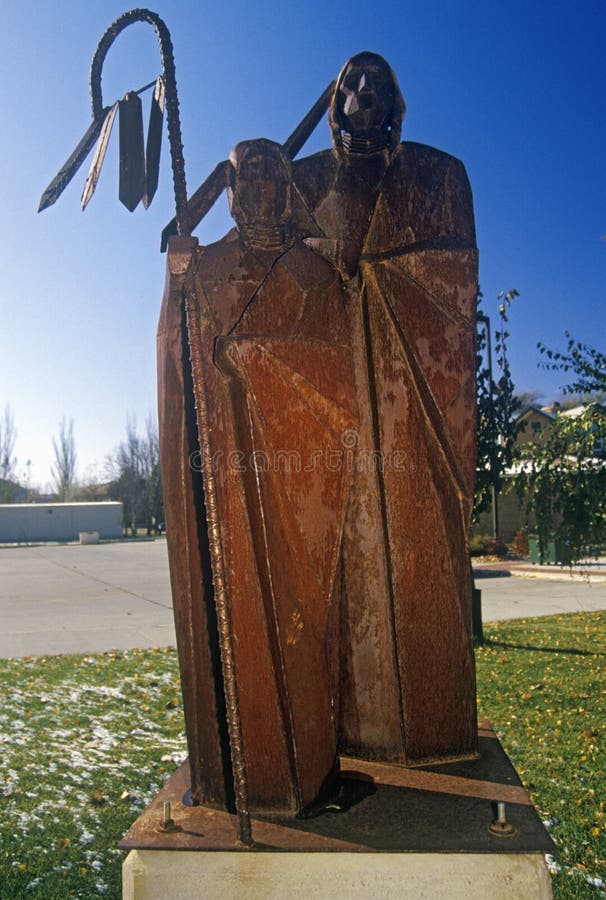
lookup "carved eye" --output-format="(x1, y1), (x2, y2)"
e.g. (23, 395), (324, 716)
(342, 72), (360, 91)
(361, 66), (382, 87)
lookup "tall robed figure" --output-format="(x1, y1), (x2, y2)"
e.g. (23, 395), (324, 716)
(294, 52), (479, 766)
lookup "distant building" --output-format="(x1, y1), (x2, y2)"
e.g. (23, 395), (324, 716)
(473, 402), (604, 542)
(0, 502), (123, 543)
(515, 405), (555, 450)
(559, 404), (606, 457)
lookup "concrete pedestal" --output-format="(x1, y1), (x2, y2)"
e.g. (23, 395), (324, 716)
(121, 721), (554, 899)
(123, 848), (552, 899)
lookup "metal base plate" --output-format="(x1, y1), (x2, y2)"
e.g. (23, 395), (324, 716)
(120, 720), (554, 854)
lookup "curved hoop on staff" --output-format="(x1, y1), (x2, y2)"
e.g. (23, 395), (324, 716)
(39, 7), (189, 238)
(89, 8), (189, 235)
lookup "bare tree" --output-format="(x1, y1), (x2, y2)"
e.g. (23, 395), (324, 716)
(112, 416), (142, 535)
(108, 414), (164, 535)
(51, 417), (77, 501)
(0, 405), (18, 502)
(141, 414), (163, 534)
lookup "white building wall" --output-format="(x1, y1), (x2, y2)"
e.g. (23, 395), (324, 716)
(0, 503), (123, 543)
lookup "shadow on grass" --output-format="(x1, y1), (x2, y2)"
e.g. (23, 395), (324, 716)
(481, 638), (600, 657)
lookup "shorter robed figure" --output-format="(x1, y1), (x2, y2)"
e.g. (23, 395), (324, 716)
(158, 139), (358, 814)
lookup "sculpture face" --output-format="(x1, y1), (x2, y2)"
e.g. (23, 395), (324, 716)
(231, 142), (290, 227)
(337, 53), (395, 134)
(236, 154), (288, 221)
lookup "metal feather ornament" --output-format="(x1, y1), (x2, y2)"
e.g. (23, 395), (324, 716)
(81, 102), (119, 210)
(119, 91), (146, 211)
(38, 115), (108, 213)
(144, 76), (165, 208)
(38, 8), (189, 235)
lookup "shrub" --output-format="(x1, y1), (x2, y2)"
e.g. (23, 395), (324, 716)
(483, 537), (509, 558)
(470, 534), (509, 558)
(509, 528), (529, 557)
(470, 533), (491, 556)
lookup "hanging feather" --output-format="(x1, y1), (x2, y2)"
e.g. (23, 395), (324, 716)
(143, 76), (165, 208)
(119, 91), (146, 211)
(38, 113), (109, 212)
(80, 102), (119, 210)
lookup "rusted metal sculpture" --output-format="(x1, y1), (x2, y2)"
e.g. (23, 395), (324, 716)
(163, 56), (479, 817)
(40, 10), (479, 844)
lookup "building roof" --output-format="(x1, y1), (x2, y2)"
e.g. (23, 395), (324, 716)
(0, 501), (122, 510)
(515, 405), (555, 422)
(559, 402), (606, 419)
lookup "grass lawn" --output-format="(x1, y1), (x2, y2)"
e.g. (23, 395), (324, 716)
(0, 648), (185, 898)
(0, 611), (604, 898)
(475, 610), (605, 897)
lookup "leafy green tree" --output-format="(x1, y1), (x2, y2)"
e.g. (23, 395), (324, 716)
(515, 405), (606, 562)
(515, 334), (606, 562)
(538, 332), (606, 397)
(474, 289), (521, 523)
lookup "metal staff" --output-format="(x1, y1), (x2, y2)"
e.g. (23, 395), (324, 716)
(39, 7), (253, 847)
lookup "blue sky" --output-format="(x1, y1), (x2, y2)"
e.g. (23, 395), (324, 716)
(1, 1), (604, 487)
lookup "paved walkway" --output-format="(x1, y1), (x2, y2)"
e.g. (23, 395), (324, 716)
(1, 542), (605, 657)
(0, 540), (174, 657)
(473, 556), (606, 621)
(473, 556), (606, 583)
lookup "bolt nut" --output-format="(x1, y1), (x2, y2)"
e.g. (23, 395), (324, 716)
(488, 801), (517, 837)
(158, 800), (182, 833)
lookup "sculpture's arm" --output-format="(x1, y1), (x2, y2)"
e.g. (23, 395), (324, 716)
(444, 157), (477, 248)
(302, 238), (359, 281)
(163, 234), (200, 307)
(161, 162), (230, 252)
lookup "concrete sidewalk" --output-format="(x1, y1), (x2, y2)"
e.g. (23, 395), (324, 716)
(1, 541), (605, 658)
(474, 568), (606, 622)
(473, 556), (606, 621)
(0, 540), (175, 658)
(473, 555), (606, 583)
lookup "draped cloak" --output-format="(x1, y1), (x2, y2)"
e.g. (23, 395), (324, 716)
(158, 230), (358, 812)
(293, 140), (479, 764)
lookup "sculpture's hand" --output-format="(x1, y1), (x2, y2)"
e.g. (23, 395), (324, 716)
(167, 235), (199, 276)
(303, 238), (359, 280)
(303, 237), (339, 266)
(163, 236), (200, 311)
